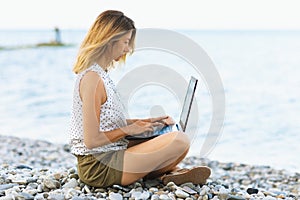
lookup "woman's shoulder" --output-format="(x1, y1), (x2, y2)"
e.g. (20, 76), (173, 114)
(81, 71), (103, 87)
(77, 64), (109, 91)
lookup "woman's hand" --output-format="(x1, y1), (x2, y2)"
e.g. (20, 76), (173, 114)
(122, 120), (164, 136)
(146, 116), (175, 126)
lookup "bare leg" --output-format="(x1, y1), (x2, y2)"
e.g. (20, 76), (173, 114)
(121, 131), (190, 186)
(144, 147), (189, 180)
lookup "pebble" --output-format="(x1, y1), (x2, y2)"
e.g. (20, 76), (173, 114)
(247, 187), (259, 194)
(175, 189), (190, 198)
(108, 192), (123, 200)
(0, 135), (299, 200)
(159, 194), (171, 200)
(182, 185), (197, 194)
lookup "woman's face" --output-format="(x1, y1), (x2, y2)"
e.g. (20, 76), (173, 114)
(112, 31), (132, 61)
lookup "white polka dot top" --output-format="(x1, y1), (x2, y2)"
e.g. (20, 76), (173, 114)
(69, 63), (128, 155)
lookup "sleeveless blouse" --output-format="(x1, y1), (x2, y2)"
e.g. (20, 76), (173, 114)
(69, 63), (128, 155)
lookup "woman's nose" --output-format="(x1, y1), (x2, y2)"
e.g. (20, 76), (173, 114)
(124, 46), (131, 53)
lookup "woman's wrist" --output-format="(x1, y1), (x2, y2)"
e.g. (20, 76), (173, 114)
(126, 119), (136, 125)
(127, 118), (150, 124)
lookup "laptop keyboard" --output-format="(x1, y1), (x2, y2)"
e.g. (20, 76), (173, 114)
(157, 125), (173, 135)
(125, 125), (174, 140)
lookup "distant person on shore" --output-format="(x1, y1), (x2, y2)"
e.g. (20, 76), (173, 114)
(68, 10), (211, 188)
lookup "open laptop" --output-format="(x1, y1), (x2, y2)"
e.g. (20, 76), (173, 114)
(125, 76), (198, 140)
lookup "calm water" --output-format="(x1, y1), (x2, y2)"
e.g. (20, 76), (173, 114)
(0, 29), (299, 173)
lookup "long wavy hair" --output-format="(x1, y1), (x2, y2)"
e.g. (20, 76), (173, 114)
(73, 10), (136, 74)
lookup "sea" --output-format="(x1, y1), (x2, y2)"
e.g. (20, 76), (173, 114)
(0, 29), (299, 173)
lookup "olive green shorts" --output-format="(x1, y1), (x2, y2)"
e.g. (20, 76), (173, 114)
(76, 150), (125, 188)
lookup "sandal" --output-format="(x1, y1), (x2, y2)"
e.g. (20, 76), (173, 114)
(161, 166), (211, 185)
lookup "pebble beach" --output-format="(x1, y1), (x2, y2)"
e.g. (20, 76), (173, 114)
(0, 135), (299, 200)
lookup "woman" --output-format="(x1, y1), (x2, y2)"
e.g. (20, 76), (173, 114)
(69, 10), (211, 188)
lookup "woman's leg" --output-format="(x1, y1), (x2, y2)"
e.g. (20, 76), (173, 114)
(144, 147), (189, 180)
(121, 131), (190, 186)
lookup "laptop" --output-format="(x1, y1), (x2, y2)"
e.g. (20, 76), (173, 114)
(125, 76), (198, 140)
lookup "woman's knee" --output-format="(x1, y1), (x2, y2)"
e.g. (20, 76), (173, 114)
(169, 131), (190, 152)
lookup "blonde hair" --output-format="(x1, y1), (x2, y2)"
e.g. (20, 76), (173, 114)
(73, 10), (136, 74)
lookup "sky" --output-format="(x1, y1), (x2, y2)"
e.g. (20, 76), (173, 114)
(0, 0), (300, 30)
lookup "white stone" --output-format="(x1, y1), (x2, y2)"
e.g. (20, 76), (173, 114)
(131, 191), (142, 199)
(64, 188), (80, 199)
(109, 192), (123, 200)
(149, 187), (158, 193)
(83, 185), (91, 193)
(200, 188), (207, 196)
(23, 189), (38, 195)
(150, 194), (159, 200)
(62, 178), (78, 189)
(139, 191), (150, 200)
(263, 196), (276, 200)
(202, 195), (209, 200)
(43, 178), (57, 189)
(175, 189), (189, 198)
(257, 191), (265, 197)
(168, 192), (176, 200)
(0, 194), (15, 200)
(182, 186), (197, 194)
(218, 187), (229, 200)
(159, 194), (172, 200)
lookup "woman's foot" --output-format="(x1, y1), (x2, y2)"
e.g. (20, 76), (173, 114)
(161, 166), (211, 185)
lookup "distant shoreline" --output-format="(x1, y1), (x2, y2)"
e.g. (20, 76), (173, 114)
(0, 42), (75, 51)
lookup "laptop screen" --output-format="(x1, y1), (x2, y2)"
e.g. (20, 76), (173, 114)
(179, 76), (198, 132)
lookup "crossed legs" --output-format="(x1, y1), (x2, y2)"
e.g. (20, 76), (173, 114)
(121, 131), (190, 186)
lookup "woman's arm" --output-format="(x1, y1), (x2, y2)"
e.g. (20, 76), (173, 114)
(80, 71), (112, 149)
(127, 116), (175, 126)
(80, 72), (157, 149)
(126, 119), (138, 125)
